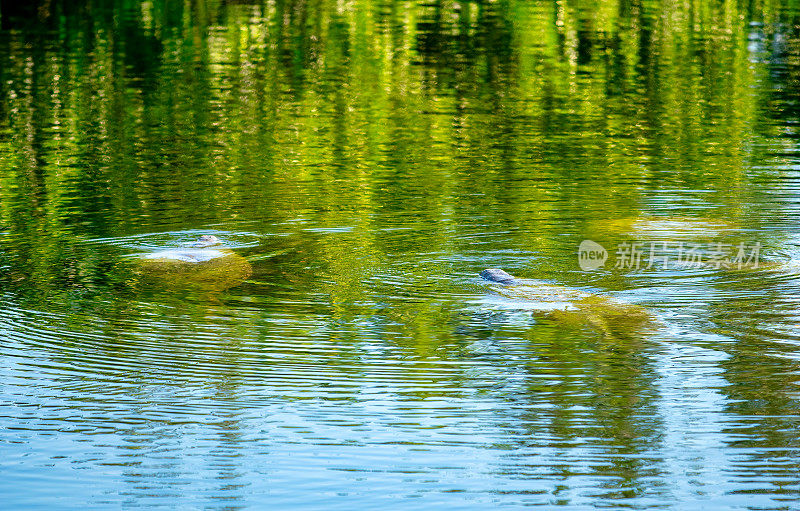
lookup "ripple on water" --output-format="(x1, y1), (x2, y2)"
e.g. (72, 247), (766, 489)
(3, 237), (800, 509)
(85, 229), (267, 252)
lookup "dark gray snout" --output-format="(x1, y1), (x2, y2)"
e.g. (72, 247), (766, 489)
(480, 268), (516, 284)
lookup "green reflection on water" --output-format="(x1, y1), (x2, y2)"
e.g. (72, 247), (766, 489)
(0, 0), (792, 295)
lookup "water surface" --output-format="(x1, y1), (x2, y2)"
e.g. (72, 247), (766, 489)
(2, 1), (800, 509)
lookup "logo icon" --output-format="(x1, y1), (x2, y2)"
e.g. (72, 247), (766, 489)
(578, 240), (607, 271)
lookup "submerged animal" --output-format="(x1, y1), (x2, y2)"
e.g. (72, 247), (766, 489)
(142, 235), (230, 263)
(588, 215), (740, 239)
(135, 235), (252, 292)
(480, 269), (656, 339)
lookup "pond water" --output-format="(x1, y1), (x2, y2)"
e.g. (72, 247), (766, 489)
(2, 1), (800, 509)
